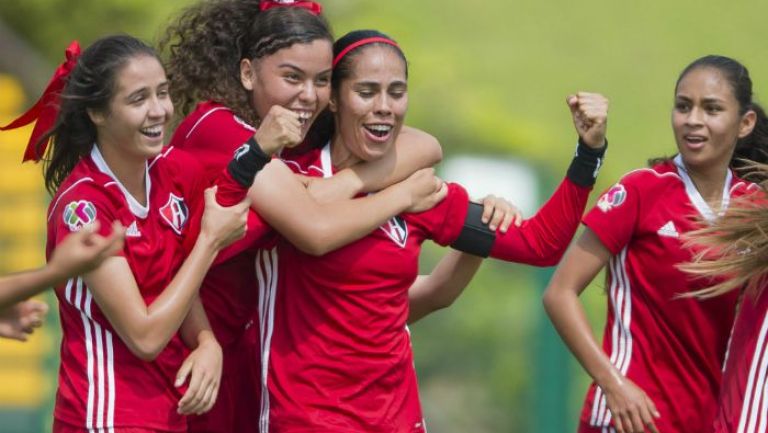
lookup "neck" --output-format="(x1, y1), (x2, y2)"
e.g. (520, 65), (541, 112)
(96, 143), (148, 206)
(683, 161), (729, 210)
(330, 134), (362, 170)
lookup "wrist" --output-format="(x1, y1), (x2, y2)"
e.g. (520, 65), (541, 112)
(338, 168), (366, 195)
(567, 138), (608, 187)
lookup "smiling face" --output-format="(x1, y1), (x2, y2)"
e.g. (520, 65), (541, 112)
(89, 54), (173, 163)
(240, 39), (333, 139)
(330, 45), (408, 168)
(672, 66), (756, 172)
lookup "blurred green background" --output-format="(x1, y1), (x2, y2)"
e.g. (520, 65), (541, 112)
(0, 0), (766, 432)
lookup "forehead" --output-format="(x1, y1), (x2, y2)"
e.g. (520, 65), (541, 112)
(113, 55), (166, 93)
(348, 45), (406, 81)
(258, 39), (333, 69)
(676, 67), (734, 99)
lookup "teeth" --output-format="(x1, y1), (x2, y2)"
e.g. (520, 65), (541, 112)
(141, 126), (163, 137)
(366, 124), (392, 132)
(293, 111), (313, 126)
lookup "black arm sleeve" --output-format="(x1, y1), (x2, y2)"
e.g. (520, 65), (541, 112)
(566, 138), (607, 187)
(227, 137), (272, 187)
(450, 202), (496, 257)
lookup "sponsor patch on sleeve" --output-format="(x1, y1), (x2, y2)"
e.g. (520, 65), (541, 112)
(63, 200), (97, 231)
(596, 183), (627, 212)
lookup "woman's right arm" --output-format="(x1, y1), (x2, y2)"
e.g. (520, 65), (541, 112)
(84, 188), (248, 361)
(249, 161), (446, 256)
(542, 228), (659, 433)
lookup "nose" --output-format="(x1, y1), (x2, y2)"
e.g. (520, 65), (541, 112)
(148, 94), (166, 119)
(298, 80), (317, 105)
(685, 106), (704, 126)
(374, 94), (392, 117)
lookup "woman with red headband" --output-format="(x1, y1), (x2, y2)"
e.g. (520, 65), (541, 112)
(257, 29), (608, 432)
(160, 2), (527, 432)
(0, 34), (292, 432)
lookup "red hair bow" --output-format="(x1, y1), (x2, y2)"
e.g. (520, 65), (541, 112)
(259, 0), (322, 15)
(0, 40), (81, 162)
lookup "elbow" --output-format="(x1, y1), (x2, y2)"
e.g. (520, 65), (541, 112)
(424, 134), (443, 165)
(541, 287), (557, 316)
(292, 232), (335, 256)
(126, 336), (165, 361)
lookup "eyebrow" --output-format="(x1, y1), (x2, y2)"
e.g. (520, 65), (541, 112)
(124, 81), (169, 100)
(278, 63), (332, 75)
(676, 95), (725, 104)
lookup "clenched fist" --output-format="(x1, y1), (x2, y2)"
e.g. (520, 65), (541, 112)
(567, 92), (608, 149)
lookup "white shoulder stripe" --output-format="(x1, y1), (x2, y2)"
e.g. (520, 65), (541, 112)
(185, 106), (233, 139)
(257, 247), (279, 433)
(738, 309), (768, 433)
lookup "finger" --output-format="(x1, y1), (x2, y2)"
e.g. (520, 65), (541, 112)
(629, 408), (646, 433)
(513, 207), (523, 227)
(566, 94), (579, 112)
(179, 366), (205, 411)
(481, 197), (495, 224)
(435, 182), (449, 201)
(175, 358), (193, 389)
(639, 404), (659, 433)
(488, 205), (505, 232)
(612, 412), (625, 433)
(196, 382), (216, 414)
(646, 396), (660, 418)
(203, 186), (218, 205)
(499, 207), (515, 233)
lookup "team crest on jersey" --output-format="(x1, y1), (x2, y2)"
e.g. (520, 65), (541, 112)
(379, 216), (408, 248)
(159, 193), (189, 235)
(596, 183), (627, 212)
(63, 200), (97, 232)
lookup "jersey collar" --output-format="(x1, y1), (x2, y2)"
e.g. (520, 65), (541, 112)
(673, 154), (732, 224)
(90, 145), (151, 218)
(320, 141), (333, 178)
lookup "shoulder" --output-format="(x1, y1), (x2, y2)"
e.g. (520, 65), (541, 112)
(170, 101), (254, 149)
(48, 167), (123, 229)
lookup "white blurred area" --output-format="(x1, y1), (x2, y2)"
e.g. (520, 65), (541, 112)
(440, 155), (540, 217)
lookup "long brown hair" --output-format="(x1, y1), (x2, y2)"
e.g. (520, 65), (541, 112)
(39, 35), (157, 194)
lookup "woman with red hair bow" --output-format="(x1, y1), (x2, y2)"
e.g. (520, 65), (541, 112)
(0, 33), (289, 432)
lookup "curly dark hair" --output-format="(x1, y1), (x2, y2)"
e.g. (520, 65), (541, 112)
(159, 0), (333, 126)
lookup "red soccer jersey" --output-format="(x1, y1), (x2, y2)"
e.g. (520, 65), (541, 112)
(47, 145), (204, 431)
(170, 100), (275, 347)
(171, 101), (274, 433)
(713, 287), (768, 433)
(261, 143), (592, 433)
(578, 157), (752, 433)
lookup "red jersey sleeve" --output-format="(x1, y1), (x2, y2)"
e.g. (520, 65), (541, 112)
(489, 176), (591, 266)
(50, 181), (125, 256)
(582, 174), (641, 255)
(408, 183), (471, 246)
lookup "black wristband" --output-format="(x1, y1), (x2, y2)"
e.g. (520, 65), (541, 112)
(227, 137), (272, 187)
(566, 138), (607, 187)
(451, 202), (496, 257)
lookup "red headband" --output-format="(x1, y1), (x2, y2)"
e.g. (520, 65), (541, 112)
(0, 40), (81, 163)
(259, 0), (322, 15)
(332, 37), (400, 68)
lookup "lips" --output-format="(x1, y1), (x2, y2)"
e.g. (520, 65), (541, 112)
(363, 124), (394, 143)
(683, 134), (707, 149)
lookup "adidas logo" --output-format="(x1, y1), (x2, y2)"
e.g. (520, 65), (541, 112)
(126, 221), (141, 238)
(657, 221), (679, 238)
